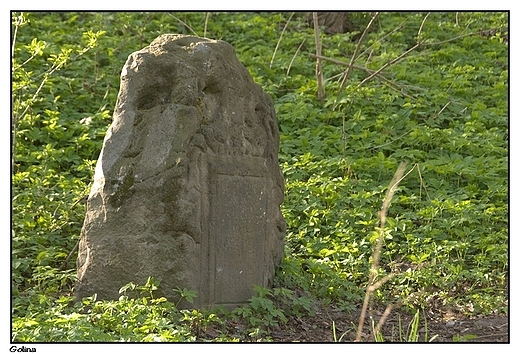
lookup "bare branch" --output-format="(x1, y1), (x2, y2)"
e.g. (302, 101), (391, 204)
(371, 303), (396, 341)
(270, 12), (295, 69)
(310, 53), (417, 100)
(367, 273), (395, 293)
(309, 53), (383, 74)
(417, 12), (431, 42)
(322, 12), (497, 109)
(336, 12), (380, 100)
(356, 162), (408, 342)
(203, 12), (210, 38)
(357, 16), (410, 59)
(355, 43), (419, 90)
(287, 38), (306, 76)
(422, 31), (480, 46)
(313, 12), (325, 101)
(369, 129), (415, 151)
(167, 13), (198, 36)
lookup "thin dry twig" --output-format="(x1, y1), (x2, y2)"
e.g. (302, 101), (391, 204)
(422, 31), (480, 46)
(313, 12), (325, 102)
(167, 13), (198, 36)
(270, 12), (295, 69)
(323, 13), (496, 110)
(355, 162), (408, 342)
(203, 12), (210, 38)
(57, 195), (88, 271)
(353, 13), (430, 91)
(357, 16), (410, 59)
(287, 38), (306, 76)
(310, 53), (417, 100)
(416, 163), (431, 201)
(309, 53), (384, 75)
(367, 273), (395, 293)
(58, 241), (80, 272)
(371, 303), (396, 340)
(336, 12), (380, 100)
(432, 100), (451, 119)
(417, 12), (430, 41)
(368, 129), (414, 151)
(370, 74), (418, 100)
(355, 43), (419, 90)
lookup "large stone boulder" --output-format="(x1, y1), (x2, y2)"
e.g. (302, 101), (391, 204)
(75, 34), (286, 308)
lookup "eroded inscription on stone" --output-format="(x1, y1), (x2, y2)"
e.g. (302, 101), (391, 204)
(75, 34), (286, 308)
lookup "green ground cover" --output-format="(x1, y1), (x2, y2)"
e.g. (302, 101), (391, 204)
(11, 12), (508, 342)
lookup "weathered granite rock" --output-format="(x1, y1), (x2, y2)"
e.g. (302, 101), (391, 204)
(75, 34), (286, 308)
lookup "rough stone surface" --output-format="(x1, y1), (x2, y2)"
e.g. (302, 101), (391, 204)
(75, 34), (286, 308)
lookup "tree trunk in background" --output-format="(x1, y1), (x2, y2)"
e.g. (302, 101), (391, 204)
(308, 12), (353, 34)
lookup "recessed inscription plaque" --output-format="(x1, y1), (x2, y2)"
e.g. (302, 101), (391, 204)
(75, 34), (286, 308)
(212, 174), (267, 304)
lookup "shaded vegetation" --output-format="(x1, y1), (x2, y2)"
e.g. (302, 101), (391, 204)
(11, 11), (508, 342)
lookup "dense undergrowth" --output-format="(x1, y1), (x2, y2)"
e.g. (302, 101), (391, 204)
(11, 12), (508, 342)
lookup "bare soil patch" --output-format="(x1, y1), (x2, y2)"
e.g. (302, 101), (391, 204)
(201, 303), (509, 343)
(271, 305), (509, 342)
